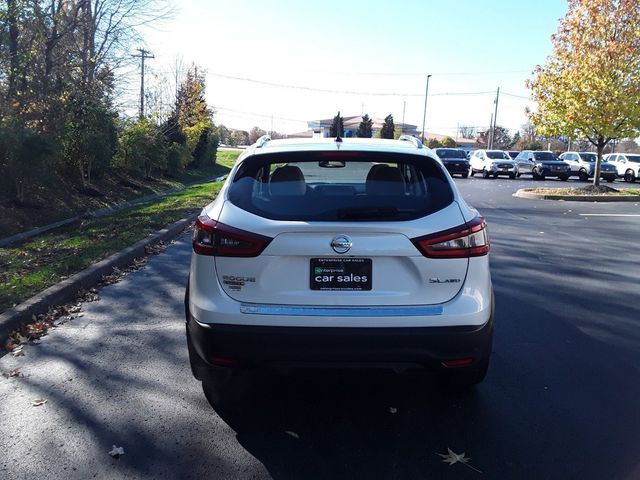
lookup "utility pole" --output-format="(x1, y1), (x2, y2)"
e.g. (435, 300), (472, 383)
(490, 87), (500, 149)
(132, 48), (154, 119)
(488, 112), (494, 149)
(421, 74), (432, 143)
(402, 100), (406, 135)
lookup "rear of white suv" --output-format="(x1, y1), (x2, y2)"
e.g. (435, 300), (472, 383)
(185, 137), (494, 392)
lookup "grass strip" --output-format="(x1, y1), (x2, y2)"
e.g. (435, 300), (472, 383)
(0, 150), (240, 312)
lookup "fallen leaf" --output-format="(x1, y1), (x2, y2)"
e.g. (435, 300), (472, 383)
(32, 398), (47, 407)
(437, 448), (482, 473)
(109, 445), (125, 458)
(2, 368), (22, 378)
(11, 345), (24, 356)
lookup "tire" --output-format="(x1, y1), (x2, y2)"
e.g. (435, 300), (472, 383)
(469, 168), (475, 177)
(482, 169), (490, 179)
(624, 170), (635, 183)
(532, 168), (541, 180)
(509, 173), (516, 179)
(493, 172), (499, 178)
(461, 171), (469, 179)
(559, 175), (569, 181)
(516, 173), (522, 178)
(578, 169), (589, 181)
(533, 168), (544, 181)
(605, 176), (615, 183)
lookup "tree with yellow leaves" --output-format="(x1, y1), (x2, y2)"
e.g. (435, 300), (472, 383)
(528, 0), (640, 185)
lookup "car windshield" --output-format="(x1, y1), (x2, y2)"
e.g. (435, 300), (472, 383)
(487, 151), (509, 159)
(579, 153), (596, 162)
(533, 151), (558, 161)
(626, 155), (640, 163)
(229, 151), (454, 221)
(435, 149), (467, 159)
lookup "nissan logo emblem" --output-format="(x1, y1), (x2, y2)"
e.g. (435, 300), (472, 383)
(331, 235), (352, 254)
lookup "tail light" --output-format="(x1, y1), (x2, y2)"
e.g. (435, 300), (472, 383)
(411, 216), (489, 258)
(192, 215), (272, 257)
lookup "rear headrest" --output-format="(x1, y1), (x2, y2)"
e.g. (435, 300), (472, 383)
(270, 165), (306, 196)
(366, 165), (405, 195)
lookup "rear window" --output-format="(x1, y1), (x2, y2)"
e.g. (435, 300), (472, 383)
(579, 153), (596, 162)
(228, 151), (453, 221)
(435, 149), (467, 159)
(533, 151), (558, 161)
(487, 151), (509, 159)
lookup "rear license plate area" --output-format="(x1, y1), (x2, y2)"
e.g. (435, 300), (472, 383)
(310, 258), (372, 291)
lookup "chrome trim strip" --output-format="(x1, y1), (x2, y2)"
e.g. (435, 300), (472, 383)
(240, 303), (443, 317)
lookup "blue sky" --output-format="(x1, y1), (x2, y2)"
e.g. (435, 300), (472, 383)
(138, 0), (568, 136)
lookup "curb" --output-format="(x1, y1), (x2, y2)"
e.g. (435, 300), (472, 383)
(0, 175), (222, 248)
(513, 189), (640, 202)
(0, 213), (198, 341)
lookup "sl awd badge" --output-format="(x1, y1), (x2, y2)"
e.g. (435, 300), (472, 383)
(331, 235), (352, 254)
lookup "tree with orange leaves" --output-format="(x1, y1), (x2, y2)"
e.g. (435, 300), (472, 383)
(528, 0), (640, 185)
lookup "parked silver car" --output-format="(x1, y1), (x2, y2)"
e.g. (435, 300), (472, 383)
(558, 151), (617, 182)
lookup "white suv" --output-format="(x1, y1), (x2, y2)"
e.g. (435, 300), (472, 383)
(469, 149), (518, 178)
(604, 152), (640, 182)
(185, 136), (494, 396)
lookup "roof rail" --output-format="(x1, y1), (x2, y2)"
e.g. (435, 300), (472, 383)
(255, 135), (271, 148)
(399, 135), (423, 149)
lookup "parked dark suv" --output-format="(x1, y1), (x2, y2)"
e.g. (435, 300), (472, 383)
(514, 150), (571, 180)
(435, 148), (470, 178)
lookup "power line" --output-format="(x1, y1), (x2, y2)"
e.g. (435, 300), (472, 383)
(209, 72), (497, 98)
(215, 106), (306, 123)
(502, 92), (531, 100)
(143, 69), (534, 101)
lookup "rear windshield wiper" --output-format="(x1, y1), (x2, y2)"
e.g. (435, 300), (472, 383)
(337, 206), (400, 220)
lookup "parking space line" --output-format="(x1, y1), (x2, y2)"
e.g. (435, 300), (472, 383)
(579, 214), (640, 217)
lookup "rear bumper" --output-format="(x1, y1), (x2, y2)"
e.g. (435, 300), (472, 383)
(443, 163), (469, 174)
(539, 167), (570, 177)
(186, 307), (494, 370)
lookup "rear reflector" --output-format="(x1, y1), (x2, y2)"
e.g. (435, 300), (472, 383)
(442, 358), (474, 367)
(193, 215), (272, 257)
(210, 357), (240, 366)
(411, 216), (489, 258)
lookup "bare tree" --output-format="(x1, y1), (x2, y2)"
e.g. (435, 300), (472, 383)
(76, 0), (173, 87)
(458, 125), (476, 139)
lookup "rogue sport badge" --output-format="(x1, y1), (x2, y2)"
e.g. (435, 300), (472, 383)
(331, 235), (352, 254)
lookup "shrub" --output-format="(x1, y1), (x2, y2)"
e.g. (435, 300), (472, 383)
(0, 123), (54, 203)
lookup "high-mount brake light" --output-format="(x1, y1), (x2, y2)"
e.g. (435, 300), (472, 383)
(411, 216), (489, 259)
(192, 215), (272, 257)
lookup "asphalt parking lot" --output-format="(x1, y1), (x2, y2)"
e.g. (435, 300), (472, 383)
(1, 176), (639, 479)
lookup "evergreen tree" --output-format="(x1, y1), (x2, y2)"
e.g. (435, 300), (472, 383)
(380, 114), (395, 139)
(174, 65), (215, 166)
(356, 114), (373, 138)
(329, 112), (343, 137)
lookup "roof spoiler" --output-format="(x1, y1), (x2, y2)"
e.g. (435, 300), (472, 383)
(254, 135), (271, 148)
(399, 135), (423, 149)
